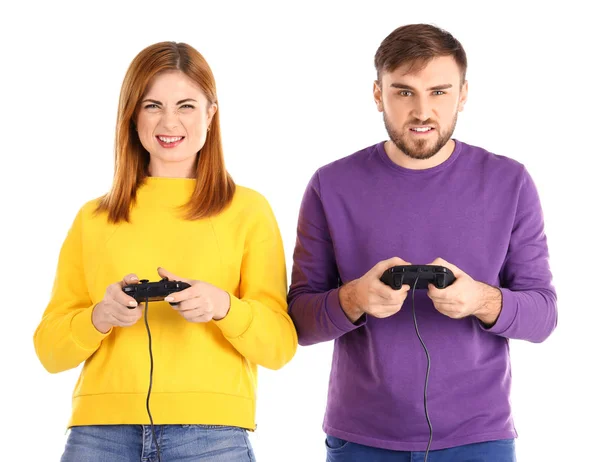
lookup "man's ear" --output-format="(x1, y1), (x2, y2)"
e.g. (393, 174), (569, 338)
(373, 80), (384, 113)
(458, 80), (468, 112)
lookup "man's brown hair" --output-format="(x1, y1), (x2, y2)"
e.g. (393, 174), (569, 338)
(374, 24), (467, 83)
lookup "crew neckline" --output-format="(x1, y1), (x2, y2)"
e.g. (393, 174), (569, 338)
(141, 176), (197, 189)
(144, 176), (197, 182)
(376, 139), (463, 176)
(136, 176), (197, 203)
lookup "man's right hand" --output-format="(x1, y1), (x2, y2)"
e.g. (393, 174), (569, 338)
(92, 274), (143, 334)
(338, 257), (411, 323)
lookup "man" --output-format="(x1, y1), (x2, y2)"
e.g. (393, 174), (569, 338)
(288, 24), (557, 462)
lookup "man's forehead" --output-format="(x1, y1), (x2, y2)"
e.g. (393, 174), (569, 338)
(382, 56), (462, 83)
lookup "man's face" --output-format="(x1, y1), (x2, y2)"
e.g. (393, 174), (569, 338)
(374, 56), (468, 160)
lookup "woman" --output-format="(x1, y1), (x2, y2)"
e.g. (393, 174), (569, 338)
(34, 41), (298, 462)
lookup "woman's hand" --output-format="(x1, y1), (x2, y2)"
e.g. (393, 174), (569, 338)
(157, 267), (231, 323)
(92, 274), (143, 333)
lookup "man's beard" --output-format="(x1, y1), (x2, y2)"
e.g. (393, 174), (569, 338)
(383, 111), (458, 160)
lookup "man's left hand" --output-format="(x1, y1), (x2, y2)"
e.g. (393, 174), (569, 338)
(426, 258), (502, 326)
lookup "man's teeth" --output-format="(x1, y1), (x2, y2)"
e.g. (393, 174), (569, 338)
(158, 136), (183, 143)
(412, 127), (432, 132)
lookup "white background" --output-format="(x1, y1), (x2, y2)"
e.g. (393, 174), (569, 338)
(1, 1), (598, 460)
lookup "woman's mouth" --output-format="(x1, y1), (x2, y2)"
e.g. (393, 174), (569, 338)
(156, 135), (185, 148)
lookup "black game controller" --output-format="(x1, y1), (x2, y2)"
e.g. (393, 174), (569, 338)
(123, 277), (191, 305)
(380, 265), (456, 290)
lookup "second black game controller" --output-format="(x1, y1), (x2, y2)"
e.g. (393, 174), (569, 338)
(380, 265), (456, 290)
(123, 277), (191, 305)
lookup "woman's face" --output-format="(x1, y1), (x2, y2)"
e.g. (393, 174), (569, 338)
(136, 70), (216, 178)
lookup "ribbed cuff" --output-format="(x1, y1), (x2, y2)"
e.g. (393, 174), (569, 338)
(213, 294), (253, 338)
(325, 288), (367, 333)
(70, 306), (112, 350)
(480, 288), (517, 335)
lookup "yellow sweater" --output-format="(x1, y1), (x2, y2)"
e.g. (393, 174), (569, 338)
(34, 177), (298, 429)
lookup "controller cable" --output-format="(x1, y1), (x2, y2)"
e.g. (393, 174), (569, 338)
(411, 276), (433, 461)
(143, 295), (162, 462)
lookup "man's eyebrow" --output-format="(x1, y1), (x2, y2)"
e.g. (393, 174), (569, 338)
(390, 83), (453, 91)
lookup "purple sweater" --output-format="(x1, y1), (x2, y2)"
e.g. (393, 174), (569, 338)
(288, 140), (557, 451)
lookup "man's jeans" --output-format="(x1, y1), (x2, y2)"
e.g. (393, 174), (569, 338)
(326, 435), (516, 461)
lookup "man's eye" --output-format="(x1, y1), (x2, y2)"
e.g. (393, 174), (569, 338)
(399, 91), (412, 97)
(433, 91), (446, 96)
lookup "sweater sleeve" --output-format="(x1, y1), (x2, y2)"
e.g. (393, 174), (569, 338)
(287, 172), (367, 346)
(480, 167), (558, 342)
(34, 207), (111, 373)
(213, 194), (298, 370)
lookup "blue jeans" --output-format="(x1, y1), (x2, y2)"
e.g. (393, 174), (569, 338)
(325, 435), (516, 462)
(61, 424), (255, 462)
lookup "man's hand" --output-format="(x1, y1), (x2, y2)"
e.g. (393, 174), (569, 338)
(339, 257), (411, 323)
(426, 258), (502, 326)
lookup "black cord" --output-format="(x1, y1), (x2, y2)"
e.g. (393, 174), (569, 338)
(411, 276), (433, 461)
(144, 297), (162, 462)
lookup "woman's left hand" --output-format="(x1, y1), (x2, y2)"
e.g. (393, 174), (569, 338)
(157, 267), (231, 322)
